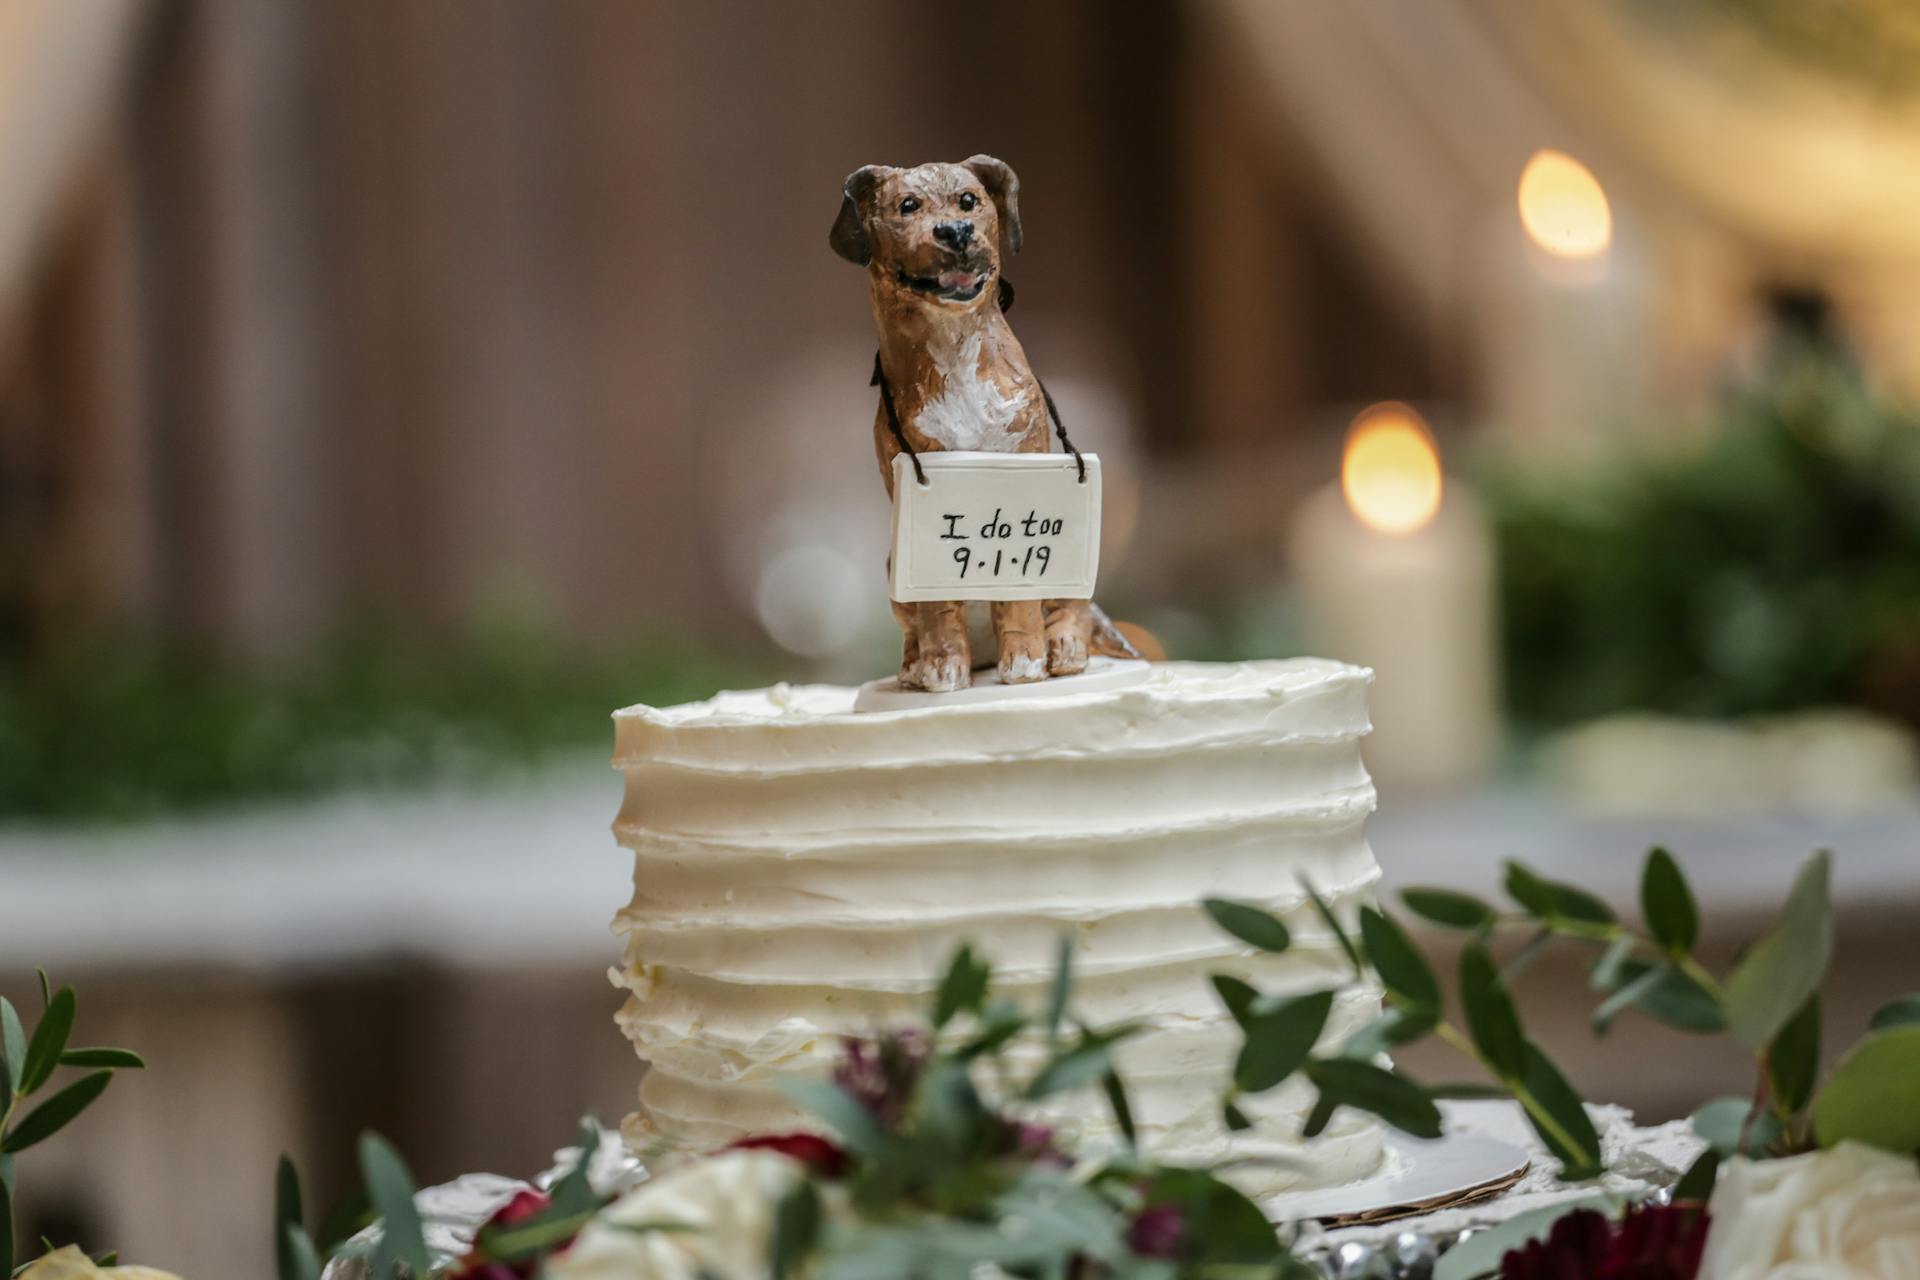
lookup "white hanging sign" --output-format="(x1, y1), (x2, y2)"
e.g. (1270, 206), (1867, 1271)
(889, 451), (1102, 603)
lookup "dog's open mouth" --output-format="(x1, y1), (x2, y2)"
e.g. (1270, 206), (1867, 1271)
(895, 264), (992, 302)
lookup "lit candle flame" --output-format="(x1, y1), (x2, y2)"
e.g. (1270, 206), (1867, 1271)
(1342, 403), (1442, 535)
(1517, 149), (1611, 261)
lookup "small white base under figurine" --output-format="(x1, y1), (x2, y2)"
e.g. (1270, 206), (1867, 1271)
(851, 655), (1150, 712)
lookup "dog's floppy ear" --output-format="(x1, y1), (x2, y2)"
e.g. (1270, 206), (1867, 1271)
(963, 154), (1022, 255)
(829, 164), (891, 266)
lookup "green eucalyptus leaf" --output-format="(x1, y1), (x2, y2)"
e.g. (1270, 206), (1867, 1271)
(1, 1070), (111, 1153)
(1768, 995), (1822, 1115)
(1304, 1057), (1442, 1139)
(1504, 861), (1615, 926)
(315, 1189), (372, 1257)
(1431, 1197), (1616, 1280)
(1222, 1099), (1252, 1132)
(1424, 1082), (1512, 1101)
(20, 990), (76, 1097)
(777, 1078), (886, 1154)
(1400, 887), (1498, 931)
(1597, 961), (1725, 1034)
(769, 1178), (821, 1280)
(275, 1155), (306, 1280)
(1724, 851), (1834, 1049)
(0, 1168), (11, 1279)
(1691, 1096), (1781, 1158)
(0, 1001), (24, 1095)
(1500, 927), (1556, 985)
(1591, 935), (1637, 991)
(57, 1048), (144, 1070)
(1044, 935), (1072, 1043)
(1103, 1070), (1136, 1147)
(1641, 847), (1699, 955)
(280, 1225), (321, 1280)
(1359, 907), (1440, 1013)
(1300, 877), (1364, 978)
(1139, 1166), (1284, 1266)
(1210, 974), (1259, 1029)
(31, 974), (48, 1014)
(1673, 1149), (1720, 1204)
(1301, 1093), (1337, 1139)
(932, 945), (991, 1029)
(358, 1132), (431, 1280)
(957, 1001), (1025, 1060)
(1868, 995), (1920, 1032)
(1339, 1005), (1437, 1060)
(90, 1253), (116, 1269)
(1202, 899), (1291, 953)
(480, 1206), (606, 1263)
(1811, 1024), (1920, 1154)
(20, 988), (76, 1095)
(1592, 964), (1668, 1035)
(1026, 1039), (1115, 1100)
(1459, 943), (1527, 1080)
(1516, 1043), (1602, 1179)
(1234, 990), (1334, 1093)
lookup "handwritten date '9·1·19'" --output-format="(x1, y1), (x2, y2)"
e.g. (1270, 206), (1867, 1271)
(888, 451), (1101, 604)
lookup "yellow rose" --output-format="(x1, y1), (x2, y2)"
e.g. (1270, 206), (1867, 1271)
(545, 1149), (814, 1280)
(14, 1246), (180, 1280)
(1701, 1141), (1920, 1280)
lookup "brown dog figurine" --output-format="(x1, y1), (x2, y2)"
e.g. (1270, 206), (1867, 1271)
(831, 155), (1137, 692)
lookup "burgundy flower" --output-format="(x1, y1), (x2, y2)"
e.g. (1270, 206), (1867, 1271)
(727, 1131), (853, 1178)
(1127, 1204), (1186, 1260)
(1500, 1204), (1709, 1280)
(995, 1119), (1071, 1168)
(448, 1188), (554, 1279)
(833, 1030), (930, 1127)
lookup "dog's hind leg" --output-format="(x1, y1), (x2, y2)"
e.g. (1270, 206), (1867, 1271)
(901, 600), (971, 692)
(992, 600), (1048, 684)
(1043, 599), (1094, 676)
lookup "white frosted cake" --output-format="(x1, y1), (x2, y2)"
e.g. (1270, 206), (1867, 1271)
(609, 659), (1387, 1193)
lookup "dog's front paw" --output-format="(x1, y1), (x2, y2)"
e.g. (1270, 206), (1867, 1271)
(999, 649), (1047, 684)
(1046, 626), (1089, 677)
(902, 649), (970, 693)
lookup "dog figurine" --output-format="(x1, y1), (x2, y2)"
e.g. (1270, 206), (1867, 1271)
(831, 155), (1137, 692)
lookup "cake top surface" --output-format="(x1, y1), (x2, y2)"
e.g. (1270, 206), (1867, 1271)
(616, 658), (1368, 728)
(611, 659), (1374, 774)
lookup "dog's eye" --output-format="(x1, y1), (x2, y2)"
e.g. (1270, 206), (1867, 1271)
(898, 196), (920, 215)
(958, 192), (978, 212)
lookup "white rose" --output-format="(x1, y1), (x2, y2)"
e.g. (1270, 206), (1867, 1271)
(545, 1149), (809, 1280)
(1700, 1141), (1920, 1280)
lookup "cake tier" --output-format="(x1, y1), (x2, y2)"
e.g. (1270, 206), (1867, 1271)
(609, 659), (1386, 1194)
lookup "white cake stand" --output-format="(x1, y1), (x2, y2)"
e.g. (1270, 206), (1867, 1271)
(852, 655), (1150, 712)
(1260, 1130), (1531, 1225)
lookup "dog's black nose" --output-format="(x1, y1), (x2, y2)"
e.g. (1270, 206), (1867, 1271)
(932, 220), (975, 250)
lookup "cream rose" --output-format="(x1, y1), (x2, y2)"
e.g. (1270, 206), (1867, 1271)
(545, 1149), (812, 1280)
(14, 1246), (180, 1280)
(1700, 1141), (1920, 1280)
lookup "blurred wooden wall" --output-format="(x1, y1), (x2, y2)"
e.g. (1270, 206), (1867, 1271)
(0, 0), (1436, 661)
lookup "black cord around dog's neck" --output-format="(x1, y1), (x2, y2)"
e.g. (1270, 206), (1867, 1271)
(872, 352), (926, 486)
(1039, 380), (1086, 483)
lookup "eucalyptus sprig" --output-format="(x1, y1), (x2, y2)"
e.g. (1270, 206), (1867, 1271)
(1204, 890), (1601, 1180)
(1, 970), (147, 1277)
(1398, 846), (1920, 1192)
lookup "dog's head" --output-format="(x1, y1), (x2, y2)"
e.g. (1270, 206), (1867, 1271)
(829, 157), (1021, 311)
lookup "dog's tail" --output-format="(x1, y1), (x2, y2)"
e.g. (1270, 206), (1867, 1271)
(1089, 601), (1153, 661)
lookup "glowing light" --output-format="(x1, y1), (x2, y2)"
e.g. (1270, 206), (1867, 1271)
(1342, 404), (1443, 535)
(1517, 149), (1612, 261)
(754, 543), (869, 657)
